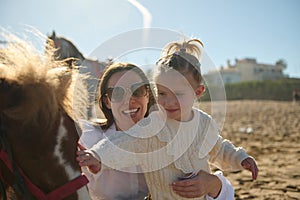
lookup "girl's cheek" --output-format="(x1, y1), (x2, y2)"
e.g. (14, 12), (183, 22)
(157, 98), (164, 105)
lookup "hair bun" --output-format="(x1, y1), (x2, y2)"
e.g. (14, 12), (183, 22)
(160, 38), (204, 60)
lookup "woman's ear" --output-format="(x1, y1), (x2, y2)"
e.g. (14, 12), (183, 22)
(103, 97), (111, 109)
(195, 85), (205, 98)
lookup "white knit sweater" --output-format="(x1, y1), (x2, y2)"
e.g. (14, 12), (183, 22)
(90, 108), (248, 200)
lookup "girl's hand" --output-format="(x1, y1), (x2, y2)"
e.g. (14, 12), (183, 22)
(76, 145), (101, 174)
(241, 157), (259, 180)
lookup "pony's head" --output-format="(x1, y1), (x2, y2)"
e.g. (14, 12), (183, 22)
(0, 32), (90, 199)
(46, 31), (85, 64)
(1, 33), (88, 128)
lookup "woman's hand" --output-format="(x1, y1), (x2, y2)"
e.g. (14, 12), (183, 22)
(76, 143), (102, 174)
(171, 170), (222, 198)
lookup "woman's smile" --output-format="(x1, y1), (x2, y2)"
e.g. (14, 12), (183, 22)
(122, 107), (140, 116)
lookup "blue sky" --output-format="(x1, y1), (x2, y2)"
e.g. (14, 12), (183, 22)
(1, 0), (300, 78)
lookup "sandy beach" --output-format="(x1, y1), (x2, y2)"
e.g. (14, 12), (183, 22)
(199, 100), (300, 199)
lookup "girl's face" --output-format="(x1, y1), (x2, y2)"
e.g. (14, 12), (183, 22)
(104, 70), (149, 130)
(156, 69), (204, 122)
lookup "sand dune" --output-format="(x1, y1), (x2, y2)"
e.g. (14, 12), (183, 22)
(199, 100), (300, 199)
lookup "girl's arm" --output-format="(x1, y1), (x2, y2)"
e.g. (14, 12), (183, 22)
(199, 116), (258, 179)
(77, 147), (102, 173)
(87, 133), (142, 171)
(87, 111), (165, 171)
(209, 135), (258, 179)
(209, 135), (249, 171)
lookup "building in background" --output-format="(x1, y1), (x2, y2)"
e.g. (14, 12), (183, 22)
(204, 58), (287, 85)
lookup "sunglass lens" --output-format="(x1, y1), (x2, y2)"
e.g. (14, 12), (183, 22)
(131, 83), (148, 97)
(107, 87), (125, 102)
(107, 83), (148, 102)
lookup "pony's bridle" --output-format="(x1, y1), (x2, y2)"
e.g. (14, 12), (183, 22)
(0, 113), (33, 199)
(0, 113), (89, 200)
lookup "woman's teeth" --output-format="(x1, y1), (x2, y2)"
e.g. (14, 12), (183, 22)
(123, 108), (138, 114)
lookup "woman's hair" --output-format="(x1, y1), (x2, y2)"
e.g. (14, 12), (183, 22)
(98, 62), (156, 130)
(155, 38), (204, 87)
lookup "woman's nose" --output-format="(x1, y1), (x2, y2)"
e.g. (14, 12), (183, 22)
(123, 89), (137, 103)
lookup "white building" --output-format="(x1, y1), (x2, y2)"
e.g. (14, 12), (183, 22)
(204, 58), (287, 85)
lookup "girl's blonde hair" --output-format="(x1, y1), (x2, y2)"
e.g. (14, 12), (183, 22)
(156, 38), (204, 86)
(160, 38), (204, 60)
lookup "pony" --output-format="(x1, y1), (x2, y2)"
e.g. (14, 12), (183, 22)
(46, 31), (110, 120)
(0, 33), (91, 199)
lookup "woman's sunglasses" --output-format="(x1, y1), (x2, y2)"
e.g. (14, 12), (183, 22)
(105, 82), (149, 103)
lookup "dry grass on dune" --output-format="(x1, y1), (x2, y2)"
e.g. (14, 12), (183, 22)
(197, 100), (300, 200)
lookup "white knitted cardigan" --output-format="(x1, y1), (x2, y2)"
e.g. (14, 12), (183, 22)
(90, 108), (248, 200)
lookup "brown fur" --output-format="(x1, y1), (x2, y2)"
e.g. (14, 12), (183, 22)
(0, 33), (89, 199)
(0, 33), (88, 125)
(46, 31), (108, 120)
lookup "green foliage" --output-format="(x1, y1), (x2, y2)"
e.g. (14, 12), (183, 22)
(201, 78), (300, 101)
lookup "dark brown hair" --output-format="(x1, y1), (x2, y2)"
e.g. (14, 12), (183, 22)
(98, 62), (156, 130)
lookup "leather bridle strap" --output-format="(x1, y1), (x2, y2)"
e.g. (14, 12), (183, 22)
(0, 113), (33, 199)
(0, 170), (7, 200)
(46, 173), (89, 200)
(0, 150), (39, 199)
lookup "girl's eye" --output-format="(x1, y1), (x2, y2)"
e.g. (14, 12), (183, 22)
(158, 92), (165, 96)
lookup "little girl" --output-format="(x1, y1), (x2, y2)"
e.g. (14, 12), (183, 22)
(78, 38), (258, 199)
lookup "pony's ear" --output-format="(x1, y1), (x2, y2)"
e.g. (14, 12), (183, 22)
(52, 30), (56, 38)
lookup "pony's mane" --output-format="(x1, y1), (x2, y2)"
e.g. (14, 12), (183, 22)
(0, 33), (89, 128)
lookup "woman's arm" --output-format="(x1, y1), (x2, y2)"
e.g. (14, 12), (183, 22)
(206, 171), (234, 200)
(171, 170), (234, 199)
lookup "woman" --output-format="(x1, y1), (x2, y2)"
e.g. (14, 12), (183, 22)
(78, 62), (234, 199)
